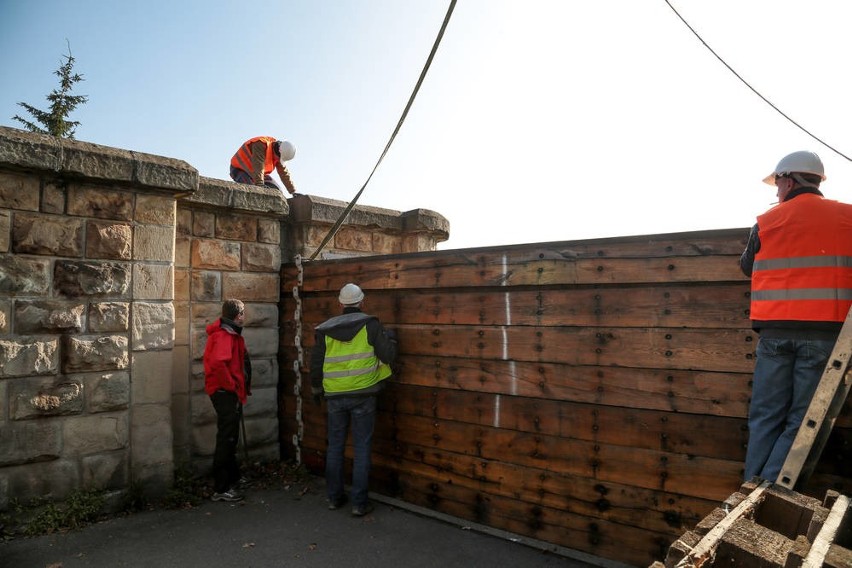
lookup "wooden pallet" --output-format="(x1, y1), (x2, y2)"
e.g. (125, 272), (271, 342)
(652, 480), (852, 567)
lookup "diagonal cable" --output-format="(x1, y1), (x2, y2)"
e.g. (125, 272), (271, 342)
(309, 0), (458, 260)
(664, 0), (851, 163)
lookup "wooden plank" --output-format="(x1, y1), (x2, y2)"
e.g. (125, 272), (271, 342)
(289, 324), (756, 372)
(291, 283), (752, 329)
(288, 255), (748, 291)
(379, 384), (747, 461)
(803, 494), (851, 568)
(370, 463), (675, 567)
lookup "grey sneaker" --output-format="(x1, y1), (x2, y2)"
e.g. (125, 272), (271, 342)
(351, 503), (374, 517)
(211, 489), (244, 502)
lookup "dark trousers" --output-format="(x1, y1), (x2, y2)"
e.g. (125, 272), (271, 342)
(211, 390), (242, 493)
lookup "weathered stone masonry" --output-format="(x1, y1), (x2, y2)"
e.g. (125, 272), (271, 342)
(0, 126), (449, 509)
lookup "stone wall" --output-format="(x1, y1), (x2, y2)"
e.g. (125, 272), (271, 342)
(0, 125), (450, 509)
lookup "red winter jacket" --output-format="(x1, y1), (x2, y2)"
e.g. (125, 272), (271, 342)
(203, 319), (248, 404)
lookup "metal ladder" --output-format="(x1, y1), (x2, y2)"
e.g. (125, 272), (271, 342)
(776, 307), (852, 490)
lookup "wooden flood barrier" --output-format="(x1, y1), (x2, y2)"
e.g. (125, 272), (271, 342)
(279, 228), (852, 567)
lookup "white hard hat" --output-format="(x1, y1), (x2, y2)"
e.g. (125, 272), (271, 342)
(276, 140), (296, 162)
(338, 283), (364, 305)
(763, 151), (826, 185)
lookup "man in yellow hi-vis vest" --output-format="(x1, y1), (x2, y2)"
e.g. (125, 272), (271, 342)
(310, 283), (398, 517)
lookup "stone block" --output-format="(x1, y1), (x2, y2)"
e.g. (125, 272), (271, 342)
(12, 212), (83, 256)
(0, 209), (9, 252)
(192, 210), (215, 237)
(63, 414), (129, 455)
(192, 302), (221, 328)
(191, 270), (221, 302)
(130, 404), (174, 483)
(372, 231), (403, 255)
(222, 272), (278, 302)
(42, 181), (65, 214)
(82, 452), (129, 490)
(243, 327), (279, 358)
(10, 376), (84, 420)
(191, 239), (240, 270)
(132, 351), (173, 404)
(6, 459), (79, 503)
(257, 218), (281, 244)
(133, 263), (173, 300)
(242, 242), (280, 272)
(67, 184), (133, 220)
(133, 152), (197, 193)
(251, 358), (277, 389)
(176, 207), (192, 236)
(191, 422), (216, 456)
(0, 419), (61, 466)
(174, 268), (190, 302)
(192, 393), (216, 425)
(175, 236), (190, 268)
(0, 381), (5, 421)
(172, 345), (190, 394)
(191, 329), (207, 361)
(62, 334), (129, 373)
(135, 194), (175, 225)
(85, 221), (132, 259)
(133, 224), (174, 262)
(191, 361), (205, 391)
(246, 303), (279, 328)
(131, 301), (175, 351)
(335, 226), (373, 252)
(0, 300), (8, 334)
(0, 256), (50, 294)
(88, 302), (130, 332)
(174, 301), (190, 345)
(216, 213), (257, 242)
(83, 371), (130, 412)
(244, 416), (278, 447)
(15, 300), (85, 333)
(0, 336), (59, 378)
(244, 386), (277, 418)
(171, 392), (191, 452)
(0, 171), (40, 211)
(53, 260), (131, 298)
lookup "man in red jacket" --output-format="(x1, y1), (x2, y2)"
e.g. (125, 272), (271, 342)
(204, 299), (252, 502)
(229, 136), (297, 194)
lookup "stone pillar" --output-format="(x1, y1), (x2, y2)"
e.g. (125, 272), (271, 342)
(285, 194), (449, 260)
(0, 126), (196, 504)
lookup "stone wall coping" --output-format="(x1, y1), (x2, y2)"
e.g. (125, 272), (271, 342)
(288, 194), (449, 237)
(0, 126), (197, 194)
(182, 176), (288, 217)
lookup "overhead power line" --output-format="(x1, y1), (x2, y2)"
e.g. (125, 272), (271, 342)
(664, 0), (851, 163)
(309, 0), (458, 261)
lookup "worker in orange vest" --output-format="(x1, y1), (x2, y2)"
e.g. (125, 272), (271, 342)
(740, 150), (852, 482)
(230, 136), (297, 194)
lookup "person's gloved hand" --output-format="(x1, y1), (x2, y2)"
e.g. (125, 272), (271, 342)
(311, 387), (323, 406)
(386, 328), (397, 341)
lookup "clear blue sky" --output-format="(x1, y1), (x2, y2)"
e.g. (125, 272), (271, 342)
(2, 1), (851, 250)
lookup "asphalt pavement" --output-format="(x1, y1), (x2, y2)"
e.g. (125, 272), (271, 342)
(0, 476), (621, 568)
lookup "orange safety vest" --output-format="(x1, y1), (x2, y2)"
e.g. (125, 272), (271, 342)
(751, 193), (852, 322)
(230, 136), (277, 176)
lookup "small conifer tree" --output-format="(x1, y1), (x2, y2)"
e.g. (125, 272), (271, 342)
(13, 41), (88, 139)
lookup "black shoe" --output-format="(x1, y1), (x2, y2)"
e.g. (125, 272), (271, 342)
(328, 496), (347, 510)
(351, 503), (374, 517)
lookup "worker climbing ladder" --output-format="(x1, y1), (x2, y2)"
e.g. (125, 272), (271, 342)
(775, 306), (852, 490)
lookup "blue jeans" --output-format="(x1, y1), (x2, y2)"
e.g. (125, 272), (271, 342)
(325, 396), (377, 508)
(229, 166), (280, 190)
(744, 336), (834, 481)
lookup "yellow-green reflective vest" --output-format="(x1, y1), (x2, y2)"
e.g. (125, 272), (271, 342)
(322, 326), (391, 394)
